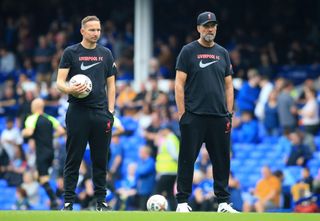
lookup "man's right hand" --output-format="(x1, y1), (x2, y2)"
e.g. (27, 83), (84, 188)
(178, 112), (185, 121)
(69, 83), (88, 97)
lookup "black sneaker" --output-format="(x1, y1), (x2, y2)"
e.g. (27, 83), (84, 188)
(96, 202), (112, 211)
(62, 203), (73, 211)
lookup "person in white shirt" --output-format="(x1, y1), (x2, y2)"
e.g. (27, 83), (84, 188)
(298, 87), (319, 135)
(254, 76), (273, 121)
(1, 117), (23, 160)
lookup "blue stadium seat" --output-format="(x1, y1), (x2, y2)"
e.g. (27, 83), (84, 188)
(230, 159), (241, 171)
(232, 143), (255, 152)
(256, 143), (271, 151)
(249, 151), (264, 159)
(314, 136), (320, 151)
(248, 174), (260, 187)
(233, 151), (250, 160)
(0, 117), (6, 133)
(0, 179), (8, 188)
(244, 159), (259, 167)
(307, 158), (320, 168)
(261, 136), (280, 144)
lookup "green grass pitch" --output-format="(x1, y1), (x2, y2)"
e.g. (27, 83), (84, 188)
(0, 211), (319, 221)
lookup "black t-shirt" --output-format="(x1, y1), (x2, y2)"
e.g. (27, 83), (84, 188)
(176, 41), (233, 116)
(25, 114), (60, 155)
(59, 43), (117, 109)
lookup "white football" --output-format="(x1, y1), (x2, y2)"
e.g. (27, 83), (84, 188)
(69, 74), (92, 98)
(146, 194), (168, 211)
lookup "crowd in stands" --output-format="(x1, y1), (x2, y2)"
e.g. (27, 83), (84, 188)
(0, 0), (320, 212)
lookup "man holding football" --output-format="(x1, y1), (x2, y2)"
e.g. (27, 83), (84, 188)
(56, 15), (117, 211)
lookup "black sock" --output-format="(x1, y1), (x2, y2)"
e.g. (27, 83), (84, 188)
(42, 182), (57, 203)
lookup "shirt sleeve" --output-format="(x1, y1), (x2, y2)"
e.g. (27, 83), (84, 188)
(24, 114), (39, 129)
(224, 49), (234, 77)
(176, 46), (189, 74)
(59, 48), (73, 69)
(105, 50), (118, 78)
(47, 115), (60, 129)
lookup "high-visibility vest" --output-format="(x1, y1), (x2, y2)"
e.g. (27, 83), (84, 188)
(156, 133), (179, 173)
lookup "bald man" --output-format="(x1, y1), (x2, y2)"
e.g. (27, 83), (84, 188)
(22, 98), (65, 210)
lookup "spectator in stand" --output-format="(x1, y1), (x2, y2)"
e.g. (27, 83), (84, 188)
(4, 146), (27, 186)
(154, 125), (179, 211)
(0, 143), (10, 179)
(0, 85), (18, 117)
(142, 111), (161, 158)
(194, 146), (211, 175)
(148, 57), (162, 79)
(17, 57), (36, 80)
(16, 73), (37, 96)
(243, 166), (281, 212)
(232, 111), (259, 143)
(135, 146), (156, 210)
(299, 167), (314, 192)
(286, 131), (312, 166)
(116, 82), (137, 114)
(313, 168), (320, 194)
(263, 90), (280, 136)
(12, 187), (31, 210)
(0, 45), (16, 76)
(236, 68), (261, 114)
(254, 75), (273, 121)
(258, 52), (276, 80)
(33, 35), (55, 85)
(75, 161), (95, 209)
(277, 80), (298, 132)
(297, 129), (316, 154)
(229, 172), (243, 211)
(115, 163), (137, 210)
(297, 87), (319, 135)
(1, 117), (23, 161)
(108, 134), (124, 186)
(21, 171), (40, 206)
(189, 165), (216, 211)
(43, 85), (61, 117)
(131, 83), (147, 109)
(134, 102), (153, 131)
(145, 78), (160, 104)
(17, 90), (35, 128)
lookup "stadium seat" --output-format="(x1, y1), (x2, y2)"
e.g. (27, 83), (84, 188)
(232, 143), (255, 152)
(230, 159), (241, 171)
(0, 179), (8, 188)
(244, 159), (259, 167)
(260, 136), (280, 144)
(314, 136), (320, 151)
(249, 151), (264, 159)
(233, 151), (250, 160)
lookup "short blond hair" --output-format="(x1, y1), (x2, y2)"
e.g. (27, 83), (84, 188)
(81, 15), (100, 28)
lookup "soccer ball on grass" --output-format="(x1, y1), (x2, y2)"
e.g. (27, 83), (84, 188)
(146, 194), (168, 211)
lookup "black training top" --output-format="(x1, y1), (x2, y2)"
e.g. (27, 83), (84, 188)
(176, 41), (233, 116)
(25, 114), (59, 155)
(59, 43), (117, 109)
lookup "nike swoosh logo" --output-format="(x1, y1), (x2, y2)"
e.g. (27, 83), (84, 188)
(199, 60), (218, 68)
(80, 62), (101, 70)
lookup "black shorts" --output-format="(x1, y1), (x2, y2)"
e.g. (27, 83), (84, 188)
(36, 152), (54, 176)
